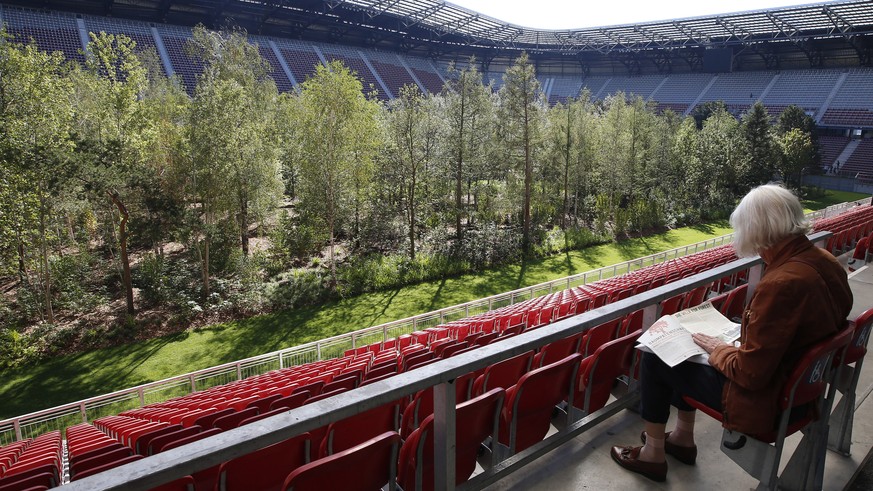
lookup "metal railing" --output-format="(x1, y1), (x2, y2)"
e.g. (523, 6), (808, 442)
(0, 197), (863, 443)
(67, 230), (816, 491)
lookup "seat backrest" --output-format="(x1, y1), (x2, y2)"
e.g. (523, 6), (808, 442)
(471, 350), (534, 396)
(397, 388), (505, 491)
(192, 408), (234, 430)
(320, 401), (399, 457)
(659, 292), (685, 316)
(70, 446), (133, 479)
(321, 376), (358, 395)
(573, 330), (642, 415)
(158, 428), (222, 453)
(617, 309), (644, 338)
(682, 285), (709, 309)
(719, 284), (748, 322)
(842, 307), (873, 365)
(0, 471), (56, 491)
(270, 391), (311, 411)
(70, 454), (143, 481)
(217, 433), (310, 491)
(238, 408), (287, 427)
(246, 394), (282, 414)
(213, 407), (260, 432)
(294, 380), (324, 398)
(533, 333), (584, 368)
(499, 353), (582, 454)
(148, 427), (202, 456)
(400, 389), (434, 440)
(783, 323), (853, 411)
(581, 318), (621, 357)
(282, 431), (400, 491)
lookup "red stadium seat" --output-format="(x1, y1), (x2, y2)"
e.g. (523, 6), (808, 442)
(496, 353), (582, 459)
(319, 401), (400, 457)
(570, 330), (642, 419)
(397, 388), (505, 491)
(282, 432), (400, 491)
(217, 433), (310, 491)
(829, 307), (873, 456)
(683, 323), (853, 490)
(470, 350), (534, 397)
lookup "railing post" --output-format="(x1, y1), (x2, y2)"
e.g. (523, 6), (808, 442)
(383, 324), (389, 344)
(80, 402), (88, 423)
(317, 342), (322, 361)
(138, 387), (145, 406)
(747, 263), (764, 301)
(236, 363), (243, 381)
(13, 419), (21, 441)
(433, 380), (457, 491)
(279, 351), (284, 369)
(189, 374), (196, 392)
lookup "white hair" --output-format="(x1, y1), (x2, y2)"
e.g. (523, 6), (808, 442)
(730, 184), (810, 258)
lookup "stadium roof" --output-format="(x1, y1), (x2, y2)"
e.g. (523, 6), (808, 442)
(10, 0), (872, 54)
(5, 0), (872, 71)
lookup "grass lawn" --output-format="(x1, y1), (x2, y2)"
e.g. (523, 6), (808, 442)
(0, 190), (866, 420)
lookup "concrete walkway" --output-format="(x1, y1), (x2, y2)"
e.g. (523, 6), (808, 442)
(485, 256), (873, 491)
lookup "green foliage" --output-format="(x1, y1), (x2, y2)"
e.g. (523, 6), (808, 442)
(265, 268), (329, 310)
(50, 252), (102, 313)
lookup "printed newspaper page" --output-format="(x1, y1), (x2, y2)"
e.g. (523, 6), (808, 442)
(637, 302), (741, 367)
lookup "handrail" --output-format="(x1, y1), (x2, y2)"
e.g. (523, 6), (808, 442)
(68, 232), (837, 490)
(0, 197), (862, 441)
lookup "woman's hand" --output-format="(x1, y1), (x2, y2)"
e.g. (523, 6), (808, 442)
(692, 333), (728, 354)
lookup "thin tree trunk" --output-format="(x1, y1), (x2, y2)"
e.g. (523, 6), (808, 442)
(239, 197), (249, 256)
(201, 238), (211, 299)
(109, 191), (135, 316)
(38, 185), (54, 324)
(522, 89), (532, 255)
(562, 105), (571, 230)
(455, 79), (466, 247)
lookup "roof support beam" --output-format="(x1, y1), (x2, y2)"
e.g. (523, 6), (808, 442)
(672, 21), (710, 46)
(715, 17), (754, 44)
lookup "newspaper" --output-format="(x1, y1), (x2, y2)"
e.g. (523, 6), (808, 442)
(636, 302), (741, 367)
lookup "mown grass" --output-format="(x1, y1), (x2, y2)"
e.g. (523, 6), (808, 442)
(0, 190), (865, 419)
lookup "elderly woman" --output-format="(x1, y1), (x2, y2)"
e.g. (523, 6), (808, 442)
(611, 184), (853, 482)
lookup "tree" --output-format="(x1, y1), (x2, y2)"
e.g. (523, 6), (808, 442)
(71, 32), (151, 316)
(778, 105), (820, 169)
(691, 100), (729, 130)
(697, 108), (747, 217)
(296, 60), (381, 284)
(740, 101), (777, 188)
(384, 85), (439, 259)
(442, 59), (493, 248)
(778, 128), (815, 190)
(499, 53), (543, 254)
(0, 36), (75, 324)
(187, 26), (283, 257)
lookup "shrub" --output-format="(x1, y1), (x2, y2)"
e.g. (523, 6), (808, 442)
(265, 268), (330, 310)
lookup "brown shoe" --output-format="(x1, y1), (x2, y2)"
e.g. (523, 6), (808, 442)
(641, 431), (698, 465)
(610, 445), (668, 482)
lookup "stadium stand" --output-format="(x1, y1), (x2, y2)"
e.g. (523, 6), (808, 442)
(842, 139), (873, 182)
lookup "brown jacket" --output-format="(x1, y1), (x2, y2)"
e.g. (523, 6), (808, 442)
(708, 234), (853, 434)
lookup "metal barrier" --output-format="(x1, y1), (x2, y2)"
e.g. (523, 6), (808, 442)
(68, 231), (837, 491)
(0, 197), (863, 442)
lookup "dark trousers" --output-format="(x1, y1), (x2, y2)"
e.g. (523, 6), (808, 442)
(639, 351), (726, 424)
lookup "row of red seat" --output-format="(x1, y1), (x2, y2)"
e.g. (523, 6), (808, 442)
(813, 203), (873, 255)
(0, 431), (61, 491)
